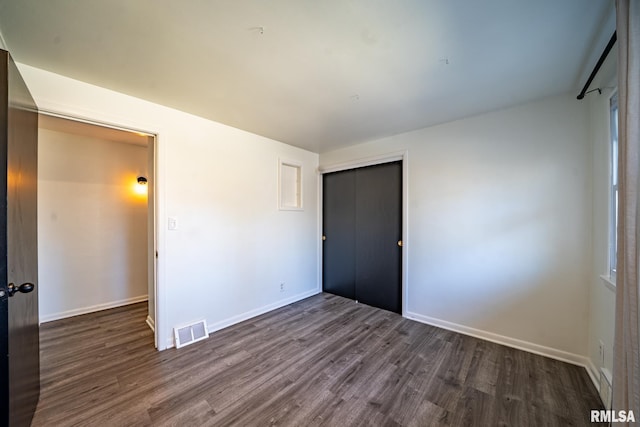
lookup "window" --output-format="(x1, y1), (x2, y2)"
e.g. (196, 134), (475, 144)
(609, 93), (619, 280)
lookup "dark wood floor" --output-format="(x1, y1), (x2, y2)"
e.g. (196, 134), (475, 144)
(32, 293), (603, 426)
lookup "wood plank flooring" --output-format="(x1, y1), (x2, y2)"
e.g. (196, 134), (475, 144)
(31, 293), (604, 426)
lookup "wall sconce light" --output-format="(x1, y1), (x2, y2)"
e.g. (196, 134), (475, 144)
(134, 176), (148, 196)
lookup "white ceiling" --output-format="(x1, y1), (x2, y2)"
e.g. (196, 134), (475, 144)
(0, 1), (611, 153)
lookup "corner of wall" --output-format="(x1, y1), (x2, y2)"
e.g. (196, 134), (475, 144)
(406, 311), (592, 367)
(574, 2), (616, 92)
(585, 37), (618, 386)
(0, 28), (8, 51)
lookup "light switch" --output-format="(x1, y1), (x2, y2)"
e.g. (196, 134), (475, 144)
(168, 217), (177, 230)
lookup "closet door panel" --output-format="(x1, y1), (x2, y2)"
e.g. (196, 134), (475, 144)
(322, 170), (356, 299)
(354, 162), (402, 313)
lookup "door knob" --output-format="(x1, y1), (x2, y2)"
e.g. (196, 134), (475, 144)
(397, 240), (403, 247)
(7, 282), (35, 297)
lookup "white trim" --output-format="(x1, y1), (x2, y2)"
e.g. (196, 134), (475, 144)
(149, 135), (159, 349)
(319, 151), (405, 174)
(401, 151), (409, 317)
(165, 289), (320, 349)
(316, 166), (323, 294)
(146, 315), (155, 332)
(586, 359), (601, 393)
(40, 295), (148, 323)
(405, 310), (592, 368)
(155, 133), (168, 351)
(599, 274), (617, 293)
(32, 107), (164, 351)
(608, 92), (619, 279)
(37, 108), (156, 138)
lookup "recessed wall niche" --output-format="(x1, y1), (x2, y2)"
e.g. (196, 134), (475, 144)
(279, 159), (302, 210)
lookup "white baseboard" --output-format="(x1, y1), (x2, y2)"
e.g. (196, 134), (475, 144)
(586, 359), (600, 392)
(160, 294), (598, 389)
(40, 295), (149, 324)
(405, 311), (592, 369)
(146, 315), (155, 332)
(165, 289), (320, 349)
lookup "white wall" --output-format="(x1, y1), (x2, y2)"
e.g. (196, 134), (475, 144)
(586, 45), (618, 381)
(38, 129), (149, 321)
(321, 93), (592, 362)
(19, 64), (319, 349)
(22, 57), (603, 364)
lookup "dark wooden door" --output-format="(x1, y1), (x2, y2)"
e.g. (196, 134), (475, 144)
(322, 161), (402, 313)
(0, 50), (40, 427)
(322, 170), (356, 299)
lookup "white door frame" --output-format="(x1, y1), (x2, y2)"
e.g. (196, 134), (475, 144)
(37, 109), (161, 349)
(318, 150), (409, 317)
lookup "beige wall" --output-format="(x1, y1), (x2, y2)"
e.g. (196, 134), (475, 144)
(38, 128), (149, 321)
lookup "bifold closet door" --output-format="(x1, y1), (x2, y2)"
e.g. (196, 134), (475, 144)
(322, 161), (402, 314)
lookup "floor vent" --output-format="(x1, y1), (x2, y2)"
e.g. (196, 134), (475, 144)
(174, 320), (209, 349)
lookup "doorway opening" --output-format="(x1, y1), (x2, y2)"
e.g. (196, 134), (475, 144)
(36, 114), (158, 347)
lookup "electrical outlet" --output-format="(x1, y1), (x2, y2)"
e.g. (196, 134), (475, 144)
(280, 282), (285, 292)
(598, 340), (605, 365)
